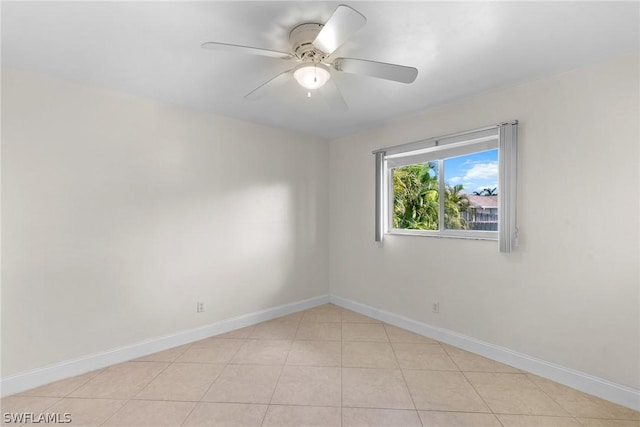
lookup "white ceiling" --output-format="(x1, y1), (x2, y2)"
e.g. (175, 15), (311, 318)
(3, 1), (638, 139)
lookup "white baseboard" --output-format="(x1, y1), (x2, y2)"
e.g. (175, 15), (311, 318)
(330, 294), (640, 412)
(4, 293), (638, 411)
(0, 294), (330, 397)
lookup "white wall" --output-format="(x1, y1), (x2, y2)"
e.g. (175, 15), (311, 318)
(3, 53), (639, 394)
(329, 53), (639, 389)
(1, 69), (329, 376)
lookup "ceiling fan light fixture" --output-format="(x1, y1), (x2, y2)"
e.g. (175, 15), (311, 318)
(293, 63), (331, 90)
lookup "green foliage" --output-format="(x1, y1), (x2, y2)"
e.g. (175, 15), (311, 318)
(392, 163), (439, 230)
(444, 183), (469, 230)
(392, 163), (470, 230)
(473, 187), (497, 196)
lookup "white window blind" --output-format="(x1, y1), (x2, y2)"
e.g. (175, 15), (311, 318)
(498, 122), (518, 252)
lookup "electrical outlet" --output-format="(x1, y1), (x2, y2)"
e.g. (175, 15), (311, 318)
(432, 302), (440, 314)
(196, 301), (205, 313)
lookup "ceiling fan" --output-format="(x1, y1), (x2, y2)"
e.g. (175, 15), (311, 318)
(201, 4), (418, 110)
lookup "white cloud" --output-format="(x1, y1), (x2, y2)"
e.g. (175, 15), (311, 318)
(450, 161), (499, 193)
(463, 161), (498, 181)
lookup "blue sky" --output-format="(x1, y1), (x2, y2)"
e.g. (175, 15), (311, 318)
(444, 149), (498, 194)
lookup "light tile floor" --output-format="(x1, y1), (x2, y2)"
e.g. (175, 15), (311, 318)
(2, 304), (639, 426)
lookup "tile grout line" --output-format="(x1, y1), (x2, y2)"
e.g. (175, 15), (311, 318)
(518, 372), (583, 424)
(87, 359), (174, 426)
(59, 372), (98, 400)
(106, 343), (195, 425)
(98, 397), (131, 427)
(442, 344), (503, 425)
(259, 312), (303, 426)
(383, 323), (424, 427)
(16, 369), (100, 400)
(466, 385), (503, 426)
(180, 329), (249, 426)
(154, 340), (194, 408)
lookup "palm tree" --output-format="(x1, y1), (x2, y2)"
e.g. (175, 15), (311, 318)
(393, 163), (439, 230)
(445, 184), (470, 230)
(392, 163), (472, 231)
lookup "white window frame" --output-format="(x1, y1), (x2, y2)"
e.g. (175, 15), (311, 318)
(373, 121), (518, 252)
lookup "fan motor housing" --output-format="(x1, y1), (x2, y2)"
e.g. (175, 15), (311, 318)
(289, 23), (326, 61)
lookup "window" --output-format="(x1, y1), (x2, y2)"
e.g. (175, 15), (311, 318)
(374, 122), (518, 252)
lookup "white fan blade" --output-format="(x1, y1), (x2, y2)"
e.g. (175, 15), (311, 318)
(202, 42), (293, 60)
(245, 69), (293, 100)
(318, 77), (348, 111)
(312, 5), (366, 55)
(333, 57), (418, 83)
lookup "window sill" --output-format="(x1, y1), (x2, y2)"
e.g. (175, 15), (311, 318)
(387, 229), (498, 241)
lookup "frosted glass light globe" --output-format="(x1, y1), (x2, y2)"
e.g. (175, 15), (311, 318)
(293, 63), (331, 90)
